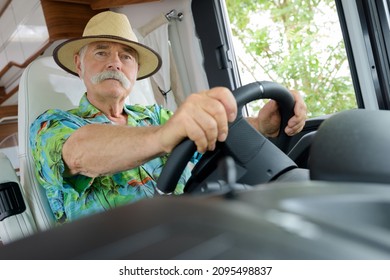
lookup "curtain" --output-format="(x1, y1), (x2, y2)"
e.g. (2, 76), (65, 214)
(138, 14), (185, 111)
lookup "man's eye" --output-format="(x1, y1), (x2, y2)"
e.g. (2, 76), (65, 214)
(96, 51), (107, 56)
(122, 54), (133, 60)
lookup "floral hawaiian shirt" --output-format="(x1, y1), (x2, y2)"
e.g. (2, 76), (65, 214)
(30, 94), (193, 223)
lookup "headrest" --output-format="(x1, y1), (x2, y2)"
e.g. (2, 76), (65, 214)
(309, 109), (390, 184)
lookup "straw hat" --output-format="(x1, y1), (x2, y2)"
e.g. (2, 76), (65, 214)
(53, 11), (162, 80)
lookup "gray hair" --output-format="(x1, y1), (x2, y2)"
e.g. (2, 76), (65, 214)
(78, 44), (88, 77)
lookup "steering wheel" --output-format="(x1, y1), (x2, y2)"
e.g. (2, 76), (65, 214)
(156, 81), (297, 194)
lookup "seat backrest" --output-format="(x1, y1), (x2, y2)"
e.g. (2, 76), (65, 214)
(309, 109), (390, 184)
(18, 56), (86, 231)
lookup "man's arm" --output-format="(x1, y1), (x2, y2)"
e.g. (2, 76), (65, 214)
(63, 87), (306, 178)
(62, 124), (164, 177)
(63, 87), (237, 178)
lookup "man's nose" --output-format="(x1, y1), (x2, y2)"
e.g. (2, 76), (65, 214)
(107, 53), (122, 71)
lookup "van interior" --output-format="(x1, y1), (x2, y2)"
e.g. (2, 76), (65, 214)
(1, 0), (390, 259)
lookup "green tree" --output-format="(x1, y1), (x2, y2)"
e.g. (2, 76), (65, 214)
(226, 0), (357, 117)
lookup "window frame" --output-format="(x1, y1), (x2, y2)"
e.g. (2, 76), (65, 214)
(191, 0), (241, 91)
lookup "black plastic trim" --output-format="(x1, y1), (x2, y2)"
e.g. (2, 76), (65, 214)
(335, 0), (364, 108)
(0, 182), (26, 221)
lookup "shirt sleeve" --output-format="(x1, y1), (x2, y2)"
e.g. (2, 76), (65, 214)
(29, 109), (89, 221)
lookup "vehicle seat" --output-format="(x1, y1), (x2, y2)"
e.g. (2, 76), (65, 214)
(18, 56), (86, 231)
(309, 109), (390, 183)
(18, 56), (158, 232)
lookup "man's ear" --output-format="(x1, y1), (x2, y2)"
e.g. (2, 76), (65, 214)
(74, 54), (82, 78)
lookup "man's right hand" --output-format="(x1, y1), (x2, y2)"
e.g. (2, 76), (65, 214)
(159, 87), (237, 154)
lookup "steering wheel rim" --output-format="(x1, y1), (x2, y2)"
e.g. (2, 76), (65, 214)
(156, 81), (296, 194)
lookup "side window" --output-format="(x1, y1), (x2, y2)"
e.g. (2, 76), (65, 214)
(225, 0), (357, 118)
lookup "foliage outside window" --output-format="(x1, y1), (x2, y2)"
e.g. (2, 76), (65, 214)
(226, 0), (357, 118)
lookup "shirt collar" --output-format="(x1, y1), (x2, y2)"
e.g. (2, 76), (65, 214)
(77, 93), (112, 123)
(76, 93), (150, 125)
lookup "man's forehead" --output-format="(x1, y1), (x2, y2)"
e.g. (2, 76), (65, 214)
(88, 41), (136, 53)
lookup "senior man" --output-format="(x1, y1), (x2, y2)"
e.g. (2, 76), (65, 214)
(30, 11), (306, 223)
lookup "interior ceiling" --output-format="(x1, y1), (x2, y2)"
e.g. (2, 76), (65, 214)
(0, 0), (9, 15)
(51, 0), (159, 10)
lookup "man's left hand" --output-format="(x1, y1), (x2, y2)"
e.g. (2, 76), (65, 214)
(248, 89), (307, 138)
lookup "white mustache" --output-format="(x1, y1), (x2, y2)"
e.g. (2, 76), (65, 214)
(90, 70), (131, 89)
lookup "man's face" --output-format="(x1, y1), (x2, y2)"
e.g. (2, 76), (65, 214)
(75, 41), (139, 101)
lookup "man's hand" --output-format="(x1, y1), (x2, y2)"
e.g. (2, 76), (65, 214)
(160, 87), (237, 154)
(248, 89), (307, 138)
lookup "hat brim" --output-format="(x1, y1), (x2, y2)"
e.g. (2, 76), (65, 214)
(53, 35), (162, 80)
